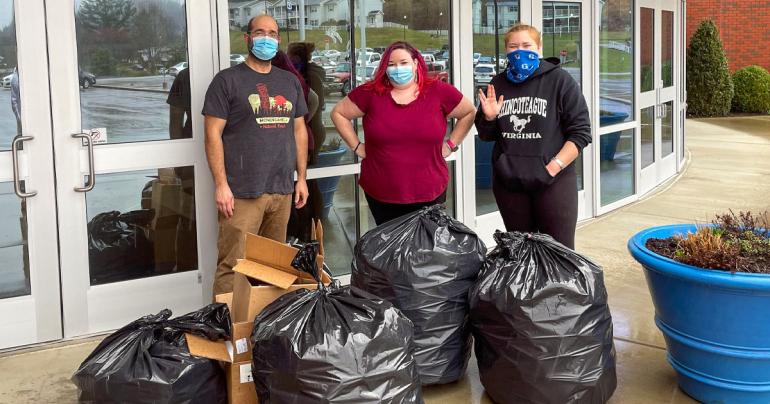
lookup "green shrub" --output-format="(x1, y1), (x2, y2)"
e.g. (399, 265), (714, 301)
(686, 19), (733, 117)
(732, 65), (770, 114)
(88, 48), (117, 76)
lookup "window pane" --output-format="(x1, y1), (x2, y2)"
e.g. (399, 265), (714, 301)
(0, 182), (30, 298)
(662, 10), (674, 88)
(640, 7), (654, 93)
(86, 167), (197, 285)
(543, 2), (582, 86)
(543, 1), (583, 191)
(317, 174), (357, 277)
(600, 128), (635, 205)
(600, 0), (633, 127)
(473, 0), (519, 216)
(76, 0), (190, 144)
(0, 0), (19, 151)
(662, 101), (674, 157)
(641, 106), (655, 168)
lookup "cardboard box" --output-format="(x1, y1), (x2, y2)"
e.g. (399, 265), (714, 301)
(231, 230), (331, 323)
(186, 333), (258, 404)
(226, 361), (258, 404)
(187, 222), (328, 403)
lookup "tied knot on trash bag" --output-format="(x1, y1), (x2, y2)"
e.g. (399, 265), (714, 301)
(72, 303), (231, 404)
(290, 240), (323, 286)
(422, 204), (451, 226)
(469, 230), (617, 404)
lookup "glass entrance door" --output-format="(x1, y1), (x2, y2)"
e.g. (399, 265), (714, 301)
(0, 0), (63, 349)
(47, 0), (217, 337)
(638, 0), (678, 194)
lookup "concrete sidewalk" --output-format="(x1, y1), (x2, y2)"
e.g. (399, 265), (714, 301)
(1, 116), (768, 404)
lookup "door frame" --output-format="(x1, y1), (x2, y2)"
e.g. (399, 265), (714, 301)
(47, 0), (218, 338)
(0, 0), (63, 349)
(638, 0), (658, 194)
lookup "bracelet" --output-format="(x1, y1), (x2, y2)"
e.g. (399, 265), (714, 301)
(551, 157), (566, 169)
(354, 142), (362, 152)
(446, 139), (459, 152)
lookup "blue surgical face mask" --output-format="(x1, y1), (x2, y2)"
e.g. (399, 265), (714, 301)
(251, 36), (279, 61)
(506, 49), (540, 83)
(292, 62), (305, 72)
(386, 65), (414, 86)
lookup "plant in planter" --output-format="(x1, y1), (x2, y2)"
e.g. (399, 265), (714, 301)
(628, 211), (770, 404)
(315, 138), (348, 219)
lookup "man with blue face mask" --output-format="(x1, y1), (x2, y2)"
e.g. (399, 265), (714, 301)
(203, 15), (309, 295)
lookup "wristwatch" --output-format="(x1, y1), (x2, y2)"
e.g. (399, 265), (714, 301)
(446, 139), (459, 152)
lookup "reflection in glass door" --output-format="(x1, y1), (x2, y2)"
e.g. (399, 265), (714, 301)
(49, 0), (216, 337)
(540, 0), (591, 219)
(598, 0), (636, 209)
(0, 0), (63, 349)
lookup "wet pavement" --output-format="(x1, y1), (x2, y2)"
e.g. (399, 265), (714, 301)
(1, 116), (769, 403)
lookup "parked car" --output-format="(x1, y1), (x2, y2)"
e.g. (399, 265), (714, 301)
(426, 62), (449, 82)
(326, 61), (352, 95)
(1, 72), (12, 88)
(355, 65), (377, 84)
(168, 62), (188, 77)
(230, 54), (245, 65)
(474, 63), (496, 86)
(473, 52), (481, 65)
(323, 49), (342, 60)
(478, 55), (495, 65)
(355, 51), (381, 66)
(79, 69), (96, 89)
(498, 54), (508, 69)
(421, 53), (446, 69)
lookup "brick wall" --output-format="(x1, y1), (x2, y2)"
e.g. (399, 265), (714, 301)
(687, 0), (770, 72)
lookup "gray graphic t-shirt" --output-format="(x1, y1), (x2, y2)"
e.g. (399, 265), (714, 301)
(202, 63), (308, 198)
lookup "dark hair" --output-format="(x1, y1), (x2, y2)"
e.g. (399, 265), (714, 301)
(272, 49), (309, 101)
(287, 42), (314, 82)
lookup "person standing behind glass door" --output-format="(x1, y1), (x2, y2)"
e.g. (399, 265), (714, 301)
(288, 42), (327, 164)
(167, 67), (197, 272)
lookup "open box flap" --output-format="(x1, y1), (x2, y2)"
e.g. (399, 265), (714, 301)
(233, 259), (298, 290)
(185, 333), (233, 363)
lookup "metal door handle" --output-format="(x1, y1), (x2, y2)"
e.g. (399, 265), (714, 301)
(72, 133), (95, 192)
(11, 135), (37, 198)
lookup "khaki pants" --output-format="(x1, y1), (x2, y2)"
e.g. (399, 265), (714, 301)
(213, 194), (292, 295)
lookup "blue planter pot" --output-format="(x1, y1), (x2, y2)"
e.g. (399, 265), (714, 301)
(628, 224), (770, 404)
(315, 146), (347, 218)
(599, 112), (629, 161)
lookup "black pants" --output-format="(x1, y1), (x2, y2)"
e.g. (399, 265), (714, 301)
(493, 165), (578, 249)
(365, 190), (447, 226)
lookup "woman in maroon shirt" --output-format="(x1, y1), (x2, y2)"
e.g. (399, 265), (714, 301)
(331, 41), (476, 225)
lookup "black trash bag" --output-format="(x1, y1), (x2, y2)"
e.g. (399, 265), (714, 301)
(87, 209), (155, 285)
(251, 242), (423, 403)
(352, 204), (486, 385)
(469, 231), (617, 404)
(72, 303), (230, 404)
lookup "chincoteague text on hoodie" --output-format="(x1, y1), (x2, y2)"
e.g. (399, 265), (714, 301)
(497, 96), (548, 140)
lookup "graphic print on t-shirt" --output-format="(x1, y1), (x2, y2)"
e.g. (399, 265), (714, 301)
(247, 83), (294, 129)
